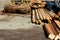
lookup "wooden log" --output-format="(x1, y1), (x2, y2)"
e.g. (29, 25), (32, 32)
(55, 35), (60, 40)
(51, 21), (60, 40)
(44, 23), (60, 40)
(43, 9), (52, 20)
(35, 9), (42, 24)
(44, 23), (55, 40)
(52, 12), (59, 18)
(48, 11), (59, 18)
(47, 19), (51, 23)
(37, 9), (43, 20)
(42, 9), (51, 23)
(48, 23), (59, 39)
(46, 10), (55, 18)
(51, 21), (59, 35)
(54, 20), (60, 28)
(40, 8), (52, 23)
(39, 8), (47, 20)
(31, 9), (36, 23)
(44, 9), (52, 20)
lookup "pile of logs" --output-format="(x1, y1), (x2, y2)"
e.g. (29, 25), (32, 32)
(31, 8), (60, 40)
(31, 8), (59, 24)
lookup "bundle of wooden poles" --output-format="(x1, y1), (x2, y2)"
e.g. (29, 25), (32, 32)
(31, 3), (60, 40)
(31, 8), (59, 24)
(44, 22), (60, 40)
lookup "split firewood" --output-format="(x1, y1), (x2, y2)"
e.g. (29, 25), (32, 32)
(31, 9), (36, 23)
(44, 23), (55, 40)
(35, 9), (42, 24)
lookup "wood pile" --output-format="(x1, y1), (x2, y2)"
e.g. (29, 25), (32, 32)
(31, 8), (59, 24)
(31, 7), (60, 40)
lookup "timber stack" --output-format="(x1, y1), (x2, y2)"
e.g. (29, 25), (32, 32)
(30, 0), (60, 40)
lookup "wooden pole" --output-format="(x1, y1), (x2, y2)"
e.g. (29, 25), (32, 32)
(44, 23), (55, 40)
(51, 21), (60, 40)
(35, 9), (42, 24)
(44, 9), (52, 20)
(31, 9), (36, 23)
(54, 20), (60, 28)
(46, 10), (55, 18)
(39, 8), (47, 20)
(37, 9), (43, 20)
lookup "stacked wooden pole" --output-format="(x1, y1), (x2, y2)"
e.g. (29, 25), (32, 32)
(31, 8), (59, 24)
(31, 9), (43, 24)
(31, 1), (60, 39)
(44, 23), (60, 40)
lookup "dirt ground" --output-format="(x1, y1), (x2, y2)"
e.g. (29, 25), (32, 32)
(0, 29), (49, 40)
